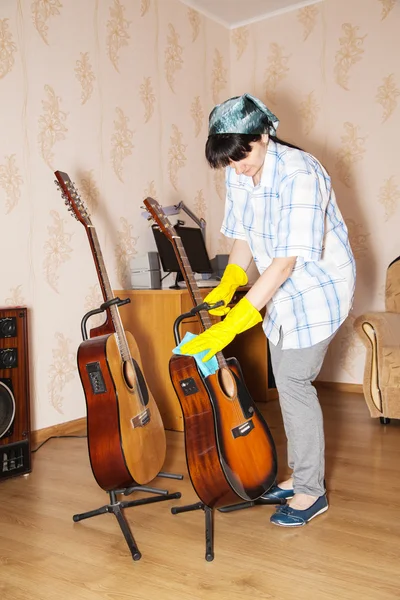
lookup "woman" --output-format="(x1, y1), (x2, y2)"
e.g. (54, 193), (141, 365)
(181, 93), (355, 527)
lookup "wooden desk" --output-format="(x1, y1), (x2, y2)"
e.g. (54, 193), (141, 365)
(114, 288), (270, 431)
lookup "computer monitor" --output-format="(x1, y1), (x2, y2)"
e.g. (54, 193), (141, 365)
(152, 225), (212, 288)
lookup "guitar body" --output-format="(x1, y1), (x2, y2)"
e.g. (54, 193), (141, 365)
(169, 353), (277, 508)
(78, 331), (166, 491)
(142, 195), (278, 510)
(54, 173), (167, 493)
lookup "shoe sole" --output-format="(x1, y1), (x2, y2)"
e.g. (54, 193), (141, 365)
(262, 492), (294, 501)
(260, 495), (294, 503)
(271, 504), (329, 527)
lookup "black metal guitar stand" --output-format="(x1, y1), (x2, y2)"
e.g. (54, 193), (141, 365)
(170, 301), (284, 561)
(172, 501), (214, 561)
(73, 299), (184, 561)
(172, 300), (223, 345)
(80, 296), (131, 342)
(73, 483), (182, 561)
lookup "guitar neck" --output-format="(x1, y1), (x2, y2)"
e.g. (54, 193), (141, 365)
(172, 237), (227, 370)
(87, 226), (131, 361)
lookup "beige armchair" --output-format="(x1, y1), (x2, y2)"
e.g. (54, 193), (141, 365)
(354, 257), (400, 424)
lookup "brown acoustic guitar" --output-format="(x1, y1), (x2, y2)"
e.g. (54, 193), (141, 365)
(54, 172), (166, 491)
(144, 197), (277, 509)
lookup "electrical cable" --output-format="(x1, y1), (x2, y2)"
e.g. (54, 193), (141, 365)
(31, 435), (87, 453)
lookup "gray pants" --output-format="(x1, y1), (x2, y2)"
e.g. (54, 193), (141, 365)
(269, 332), (335, 497)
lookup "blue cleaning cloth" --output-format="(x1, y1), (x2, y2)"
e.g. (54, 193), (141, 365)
(173, 331), (218, 377)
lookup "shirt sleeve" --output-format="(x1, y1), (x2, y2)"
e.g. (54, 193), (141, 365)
(220, 180), (246, 240)
(273, 172), (325, 261)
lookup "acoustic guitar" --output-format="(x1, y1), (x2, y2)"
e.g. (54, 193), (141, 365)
(144, 197), (277, 509)
(54, 172), (166, 491)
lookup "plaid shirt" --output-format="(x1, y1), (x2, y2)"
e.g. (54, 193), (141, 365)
(221, 139), (356, 349)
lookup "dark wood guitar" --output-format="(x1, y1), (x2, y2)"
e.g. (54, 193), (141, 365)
(144, 197), (277, 508)
(54, 172), (166, 491)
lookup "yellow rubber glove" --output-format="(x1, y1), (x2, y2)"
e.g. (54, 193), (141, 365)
(204, 263), (248, 316)
(180, 297), (262, 362)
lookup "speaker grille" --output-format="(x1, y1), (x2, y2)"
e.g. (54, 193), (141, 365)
(0, 380), (16, 438)
(0, 440), (30, 479)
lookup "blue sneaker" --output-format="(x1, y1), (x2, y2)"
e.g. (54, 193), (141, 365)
(260, 484), (294, 501)
(270, 494), (328, 527)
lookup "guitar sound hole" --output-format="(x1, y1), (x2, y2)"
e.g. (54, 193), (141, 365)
(218, 367), (236, 399)
(123, 361), (136, 389)
(122, 359), (149, 406)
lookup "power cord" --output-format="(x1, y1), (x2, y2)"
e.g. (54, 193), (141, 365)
(31, 435), (87, 453)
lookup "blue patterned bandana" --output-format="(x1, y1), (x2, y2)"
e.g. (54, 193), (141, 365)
(208, 93), (279, 136)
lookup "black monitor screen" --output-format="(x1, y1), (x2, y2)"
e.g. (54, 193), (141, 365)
(152, 225), (212, 274)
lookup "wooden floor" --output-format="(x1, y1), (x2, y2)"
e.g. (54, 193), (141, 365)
(0, 391), (399, 600)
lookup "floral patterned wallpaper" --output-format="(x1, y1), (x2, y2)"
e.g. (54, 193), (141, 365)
(0, 0), (229, 429)
(1, 0), (398, 431)
(230, 0), (400, 384)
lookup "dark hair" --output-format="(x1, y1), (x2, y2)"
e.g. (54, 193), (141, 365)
(205, 132), (302, 169)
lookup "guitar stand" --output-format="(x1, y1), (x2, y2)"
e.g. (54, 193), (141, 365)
(171, 501), (214, 561)
(73, 479), (182, 561)
(172, 299), (224, 343)
(170, 496), (285, 562)
(76, 301), (184, 561)
(80, 296), (132, 342)
(171, 304), (284, 561)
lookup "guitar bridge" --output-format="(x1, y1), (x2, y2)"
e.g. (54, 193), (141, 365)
(131, 408), (151, 429)
(231, 419), (254, 439)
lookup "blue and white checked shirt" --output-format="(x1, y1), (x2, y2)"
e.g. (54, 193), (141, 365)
(221, 139), (356, 349)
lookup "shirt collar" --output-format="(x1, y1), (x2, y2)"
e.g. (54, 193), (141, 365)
(260, 138), (279, 189)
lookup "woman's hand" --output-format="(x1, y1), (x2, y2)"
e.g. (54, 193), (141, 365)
(180, 297), (262, 361)
(204, 263), (248, 316)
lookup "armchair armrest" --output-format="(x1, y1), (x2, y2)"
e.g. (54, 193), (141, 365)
(354, 312), (400, 416)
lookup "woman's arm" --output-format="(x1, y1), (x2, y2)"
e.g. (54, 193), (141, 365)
(228, 239), (254, 272)
(226, 239), (296, 310)
(246, 256), (296, 310)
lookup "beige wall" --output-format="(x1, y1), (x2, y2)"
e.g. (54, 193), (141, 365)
(0, 0), (230, 430)
(230, 0), (400, 385)
(1, 0), (398, 430)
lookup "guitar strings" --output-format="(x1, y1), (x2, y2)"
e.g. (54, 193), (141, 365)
(90, 228), (147, 412)
(174, 238), (244, 427)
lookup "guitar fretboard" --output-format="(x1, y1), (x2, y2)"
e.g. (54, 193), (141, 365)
(173, 237), (228, 370)
(89, 227), (132, 364)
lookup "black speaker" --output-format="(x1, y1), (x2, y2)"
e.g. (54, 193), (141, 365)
(0, 308), (31, 481)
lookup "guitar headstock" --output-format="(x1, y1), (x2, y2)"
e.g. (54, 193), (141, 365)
(54, 171), (92, 228)
(143, 197), (177, 242)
